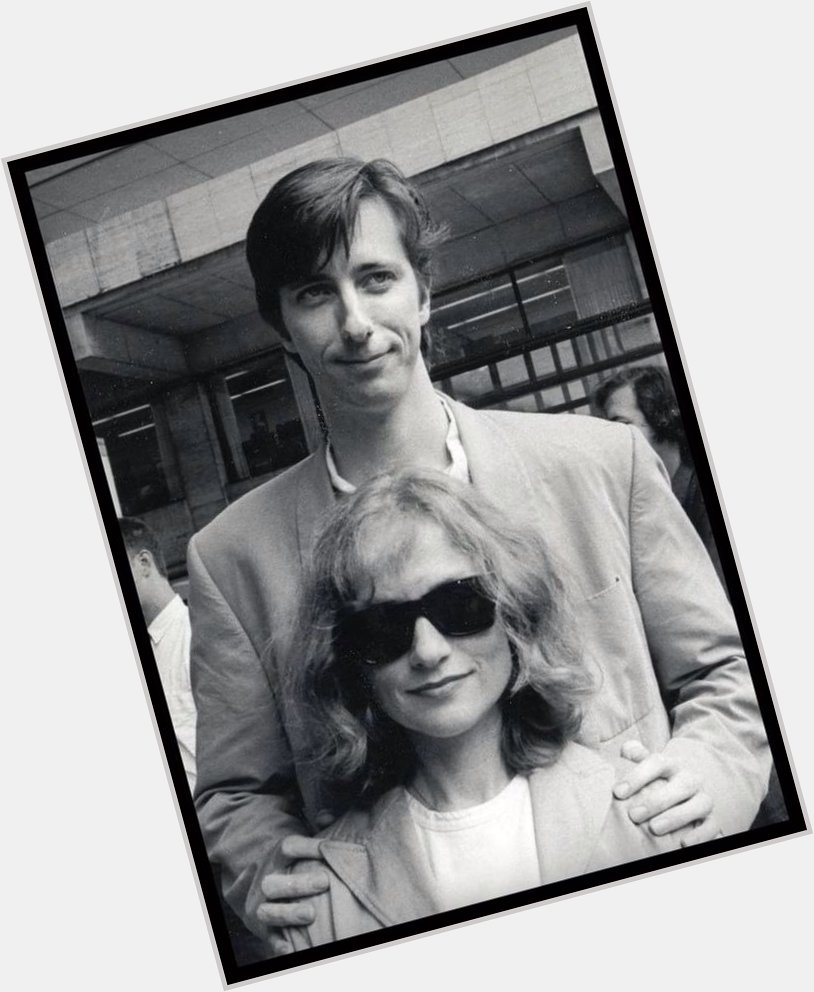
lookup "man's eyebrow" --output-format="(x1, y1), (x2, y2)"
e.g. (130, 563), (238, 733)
(351, 260), (402, 275)
(284, 272), (332, 289)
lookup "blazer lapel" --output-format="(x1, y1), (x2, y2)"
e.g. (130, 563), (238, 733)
(528, 744), (615, 884)
(450, 400), (556, 533)
(319, 790), (439, 928)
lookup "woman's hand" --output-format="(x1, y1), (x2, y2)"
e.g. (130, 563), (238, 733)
(613, 740), (723, 846)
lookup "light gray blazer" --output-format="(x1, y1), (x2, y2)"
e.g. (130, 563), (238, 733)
(284, 742), (684, 950)
(188, 401), (769, 938)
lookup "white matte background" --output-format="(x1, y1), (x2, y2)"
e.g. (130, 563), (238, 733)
(3, 2), (811, 989)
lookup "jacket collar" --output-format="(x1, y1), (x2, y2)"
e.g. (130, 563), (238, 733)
(448, 399), (541, 493)
(445, 400), (559, 541)
(292, 400), (547, 567)
(319, 788), (439, 927)
(527, 743), (616, 884)
(315, 743), (615, 927)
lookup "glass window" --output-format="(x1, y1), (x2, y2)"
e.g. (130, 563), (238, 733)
(447, 366), (495, 404)
(502, 394), (543, 414)
(614, 314), (660, 352)
(93, 405), (170, 515)
(515, 260), (577, 338)
(538, 384), (566, 408)
(566, 378), (587, 401)
(495, 354), (531, 388)
(553, 339), (576, 370)
(530, 345), (557, 379)
(429, 236), (661, 417)
(430, 274), (524, 366)
(224, 353), (307, 479)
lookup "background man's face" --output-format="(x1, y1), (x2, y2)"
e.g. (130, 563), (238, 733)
(277, 197), (430, 415)
(128, 550), (151, 612)
(603, 384), (657, 447)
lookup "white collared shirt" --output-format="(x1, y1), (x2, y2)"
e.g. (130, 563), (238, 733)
(325, 395), (470, 493)
(148, 594), (197, 792)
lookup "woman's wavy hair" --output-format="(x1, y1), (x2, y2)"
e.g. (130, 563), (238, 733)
(246, 157), (447, 355)
(279, 469), (593, 811)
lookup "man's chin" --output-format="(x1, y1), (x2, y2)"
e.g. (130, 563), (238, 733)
(326, 376), (409, 415)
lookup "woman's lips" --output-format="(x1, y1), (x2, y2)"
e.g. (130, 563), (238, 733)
(409, 673), (471, 696)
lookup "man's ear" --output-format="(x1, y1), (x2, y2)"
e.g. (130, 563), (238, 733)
(136, 549), (155, 577)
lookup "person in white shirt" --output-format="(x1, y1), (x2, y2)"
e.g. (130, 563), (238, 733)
(120, 517), (196, 792)
(276, 468), (718, 949)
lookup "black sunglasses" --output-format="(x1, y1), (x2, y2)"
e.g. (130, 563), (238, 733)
(334, 576), (496, 667)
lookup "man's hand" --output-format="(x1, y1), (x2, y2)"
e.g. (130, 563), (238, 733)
(256, 834), (331, 956)
(613, 740), (723, 847)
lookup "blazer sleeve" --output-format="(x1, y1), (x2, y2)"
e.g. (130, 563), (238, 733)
(188, 535), (308, 941)
(626, 427), (770, 835)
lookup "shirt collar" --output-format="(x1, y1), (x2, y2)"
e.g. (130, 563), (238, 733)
(324, 395), (470, 494)
(147, 593), (185, 646)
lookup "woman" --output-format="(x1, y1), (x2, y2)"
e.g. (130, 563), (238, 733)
(279, 469), (682, 949)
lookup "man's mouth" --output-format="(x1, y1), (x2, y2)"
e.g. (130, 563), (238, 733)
(338, 351), (389, 366)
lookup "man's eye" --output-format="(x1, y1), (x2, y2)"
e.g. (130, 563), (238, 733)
(363, 271), (396, 291)
(296, 285), (332, 305)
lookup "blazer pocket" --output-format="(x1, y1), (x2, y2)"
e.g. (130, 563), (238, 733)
(575, 575), (662, 745)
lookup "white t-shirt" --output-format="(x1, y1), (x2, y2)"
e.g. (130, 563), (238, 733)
(404, 775), (542, 913)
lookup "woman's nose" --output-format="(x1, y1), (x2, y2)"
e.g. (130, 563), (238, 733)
(409, 617), (451, 667)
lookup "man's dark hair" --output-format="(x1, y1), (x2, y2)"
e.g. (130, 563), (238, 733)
(593, 364), (688, 460)
(245, 157), (447, 346)
(119, 516), (168, 578)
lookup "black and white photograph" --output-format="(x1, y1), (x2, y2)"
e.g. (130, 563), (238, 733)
(3, 2), (810, 989)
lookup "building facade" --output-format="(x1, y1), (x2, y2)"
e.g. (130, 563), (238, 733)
(30, 28), (663, 575)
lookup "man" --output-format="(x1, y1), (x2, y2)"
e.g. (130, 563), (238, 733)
(188, 159), (770, 955)
(593, 364), (722, 584)
(593, 365), (788, 826)
(120, 517), (196, 791)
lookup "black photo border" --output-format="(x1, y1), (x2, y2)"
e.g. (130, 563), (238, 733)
(5, 5), (807, 985)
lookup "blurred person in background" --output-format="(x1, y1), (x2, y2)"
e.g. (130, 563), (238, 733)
(593, 365), (722, 586)
(120, 517), (269, 964)
(593, 365), (786, 826)
(120, 516), (196, 792)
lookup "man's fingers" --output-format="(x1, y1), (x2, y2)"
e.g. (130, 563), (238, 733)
(626, 776), (700, 825)
(260, 869), (329, 901)
(645, 792), (714, 836)
(314, 810), (337, 831)
(257, 900), (317, 928)
(279, 834), (325, 862)
(680, 821), (724, 848)
(619, 739), (650, 763)
(269, 933), (294, 957)
(614, 753), (668, 799)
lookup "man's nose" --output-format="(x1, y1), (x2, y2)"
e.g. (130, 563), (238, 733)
(409, 617), (451, 668)
(338, 289), (373, 343)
